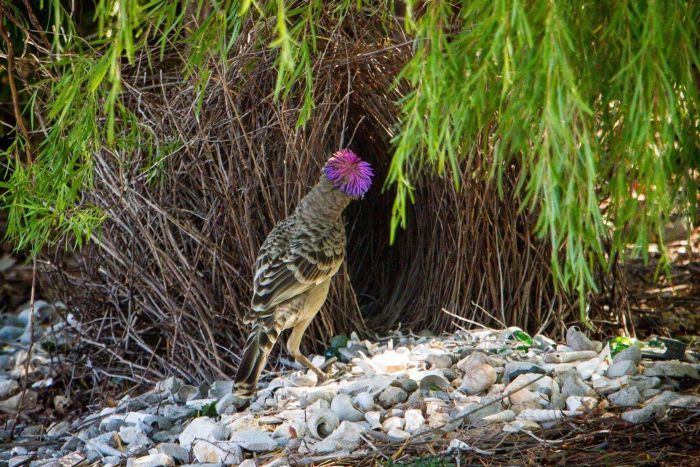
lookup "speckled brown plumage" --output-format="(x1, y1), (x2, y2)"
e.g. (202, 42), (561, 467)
(234, 151), (372, 401)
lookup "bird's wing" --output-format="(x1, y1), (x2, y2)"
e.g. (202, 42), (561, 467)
(248, 218), (344, 319)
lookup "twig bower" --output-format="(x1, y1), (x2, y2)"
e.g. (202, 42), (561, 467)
(43, 13), (574, 382)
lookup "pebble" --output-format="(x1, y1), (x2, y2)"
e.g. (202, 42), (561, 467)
(378, 386), (408, 408)
(127, 453), (175, 467)
(2, 297), (699, 466)
(178, 417), (226, 450)
(644, 360), (699, 379)
(193, 441), (242, 464)
(606, 359), (638, 378)
(229, 429), (277, 452)
(459, 363), (497, 394)
(503, 362), (546, 384)
(426, 353), (452, 369)
(608, 387), (641, 407)
(404, 409), (425, 433)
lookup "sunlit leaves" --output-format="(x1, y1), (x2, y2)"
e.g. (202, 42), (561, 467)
(388, 0), (700, 320)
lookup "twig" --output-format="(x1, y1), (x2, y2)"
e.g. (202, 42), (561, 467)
(0, 9), (32, 163)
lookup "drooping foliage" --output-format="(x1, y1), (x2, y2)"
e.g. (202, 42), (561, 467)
(2, 0), (699, 325)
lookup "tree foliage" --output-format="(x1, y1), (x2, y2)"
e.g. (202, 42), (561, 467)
(1, 0), (699, 321)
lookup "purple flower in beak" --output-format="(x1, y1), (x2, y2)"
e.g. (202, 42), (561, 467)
(324, 149), (374, 197)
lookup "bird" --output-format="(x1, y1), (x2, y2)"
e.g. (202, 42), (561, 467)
(233, 149), (373, 403)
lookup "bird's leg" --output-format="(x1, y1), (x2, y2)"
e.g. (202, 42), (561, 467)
(286, 317), (327, 381)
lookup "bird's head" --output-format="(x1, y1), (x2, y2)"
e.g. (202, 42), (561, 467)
(323, 149), (373, 198)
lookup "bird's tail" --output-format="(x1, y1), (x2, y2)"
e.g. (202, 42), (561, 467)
(234, 322), (280, 401)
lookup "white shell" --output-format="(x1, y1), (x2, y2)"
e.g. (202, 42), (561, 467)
(330, 394), (364, 422)
(307, 409), (339, 439)
(544, 351), (598, 363)
(353, 392), (375, 412)
(517, 409), (576, 422)
(478, 409), (516, 424)
(364, 411), (381, 430)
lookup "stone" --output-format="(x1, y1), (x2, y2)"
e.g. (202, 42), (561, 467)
(378, 386), (408, 409)
(607, 360), (638, 378)
(215, 393), (241, 415)
(559, 370), (596, 398)
(9, 456), (29, 467)
(103, 455), (122, 465)
(0, 390), (37, 411)
(381, 416), (404, 432)
(628, 376), (661, 392)
(127, 453), (175, 467)
(503, 362), (546, 384)
(566, 326), (596, 351)
(386, 427), (411, 441)
(207, 380), (234, 399)
(426, 353), (452, 369)
(154, 443), (189, 463)
(460, 364), (497, 394)
(46, 421), (70, 437)
(371, 350), (410, 373)
(613, 345), (641, 364)
(193, 441), (243, 464)
(178, 417), (226, 450)
(644, 361), (699, 380)
(239, 460), (257, 467)
(229, 430), (277, 452)
(391, 378), (418, 393)
(403, 409), (425, 434)
(621, 404), (667, 424)
(0, 379), (19, 398)
(608, 387), (641, 407)
(119, 425), (151, 446)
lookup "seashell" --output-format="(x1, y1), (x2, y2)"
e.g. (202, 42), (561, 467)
(544, 351), (598, 364)
(307, 409), (339, 439)
(353, 392), (375, 412)
(364, 411), (381, 430)
(477, 409), (516, 425)
(502, 419), (540, 433)
(517, 409), (576, 422)
(403, 409), (425, 433)
(460, 364), (497, 395)
(419, 374), (450, 394)
(331, 394), (364, 422)
(381, 416), (404, 432)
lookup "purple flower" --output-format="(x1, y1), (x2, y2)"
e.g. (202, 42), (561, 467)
(323, 149), (374, 197)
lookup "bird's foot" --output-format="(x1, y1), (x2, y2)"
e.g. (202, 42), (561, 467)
(294, 353), (329, 383)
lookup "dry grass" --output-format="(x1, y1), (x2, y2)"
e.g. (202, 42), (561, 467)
(36, 10), (611, 383)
